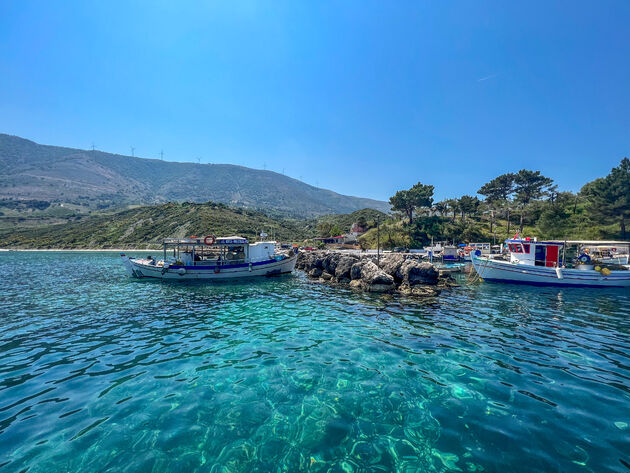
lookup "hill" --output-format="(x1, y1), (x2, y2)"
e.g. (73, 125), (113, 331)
(0, 202), (318, 249)
(0, 133), (389, 218)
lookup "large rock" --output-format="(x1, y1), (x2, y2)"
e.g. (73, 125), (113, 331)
(381, 254), (406, 283)
(323, 253), (341, 275)
(313, 254), (326, 270)
(299, 250), (439, 297)
(350, 261), (364, 280)
(359, 260), (395, 293)
(334, 255), (359, 280)
(298, 251), (322, 270)
(296, 251), (307, 269)
(308, 267), (323, 278)
(400, 260), (439, 286)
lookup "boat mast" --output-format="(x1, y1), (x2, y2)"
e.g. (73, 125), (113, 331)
(562, 238), (567, 268)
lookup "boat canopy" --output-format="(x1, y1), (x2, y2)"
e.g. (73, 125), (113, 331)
(163, 236), (249, 246)
(547, 240), (630, 247)
(505, 238), (563, 246)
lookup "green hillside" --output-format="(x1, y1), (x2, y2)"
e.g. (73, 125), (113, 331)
(0, 133), (389, 218)
(0, 202), (318, 249)
(316, 208), (387, 232)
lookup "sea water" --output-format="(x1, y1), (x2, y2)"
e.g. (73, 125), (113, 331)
(1, 252), (629, 472)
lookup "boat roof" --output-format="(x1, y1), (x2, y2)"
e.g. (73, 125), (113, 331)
(505, 238), (630, 247)
(163, 236), (249, 245)
(550, 240), (630, 246)
(505, 239), (563, 246)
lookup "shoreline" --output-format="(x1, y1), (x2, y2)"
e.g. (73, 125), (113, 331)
(0, 248), (156, 252)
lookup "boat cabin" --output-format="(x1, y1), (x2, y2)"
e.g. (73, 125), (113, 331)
(162, 236), (277, 267)
(442, 246), (460, 261)
(505, 238), (564, 267)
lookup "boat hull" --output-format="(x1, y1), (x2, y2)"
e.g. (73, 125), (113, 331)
(122, 254), (297, 280)
(471, 255), (630, 288)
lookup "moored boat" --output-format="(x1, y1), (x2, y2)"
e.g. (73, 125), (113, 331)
(441, 245), (461, 263)
(471, 238), (630, 288)
(460, 242), (491, 262)
(121, 235), (297, 280)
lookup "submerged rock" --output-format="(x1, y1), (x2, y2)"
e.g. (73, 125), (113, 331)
(398, 284), (441, 297)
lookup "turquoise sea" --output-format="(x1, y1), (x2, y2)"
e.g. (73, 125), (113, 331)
(1, 251), (629, 473)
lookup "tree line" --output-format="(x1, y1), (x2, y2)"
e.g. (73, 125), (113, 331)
(384, 157), (630, 246)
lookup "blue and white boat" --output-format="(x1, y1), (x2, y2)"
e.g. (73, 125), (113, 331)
(441, 246), (461, 263)
(121, 235), (297, 280)
(471, 238), (630, 288)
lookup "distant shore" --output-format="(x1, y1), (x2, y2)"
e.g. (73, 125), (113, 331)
(0, 248), (156, 252)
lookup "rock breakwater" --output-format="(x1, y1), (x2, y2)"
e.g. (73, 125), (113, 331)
(296, 251), (452, 296)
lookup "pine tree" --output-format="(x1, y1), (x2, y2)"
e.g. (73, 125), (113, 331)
(581, 158), (630, 239)
(513, 170), (554, 233)
(478, 173), (515, 235)
(389, 182), (434, 224)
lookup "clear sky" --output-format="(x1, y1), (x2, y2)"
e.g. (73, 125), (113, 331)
(1, 1), (628, 202)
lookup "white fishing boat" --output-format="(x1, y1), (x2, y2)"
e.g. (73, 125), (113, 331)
(121, 235), (297, 280)
(471, 237), (630, 288)
(582, 244), (630, 265)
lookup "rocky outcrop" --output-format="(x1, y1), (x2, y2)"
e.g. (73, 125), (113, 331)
(357, 260), (395, 293)
(297, 250), (442, 297)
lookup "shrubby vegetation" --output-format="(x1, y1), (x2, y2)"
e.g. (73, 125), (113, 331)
(359, 158), (630, 249)
(0, 202), (318, 249)
(2, 148), (627, 250)
(315, 208), (387, 237)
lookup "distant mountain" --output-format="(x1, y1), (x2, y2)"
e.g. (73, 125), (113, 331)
(0, 201), (317, 249)
(0, 134), (389, 217)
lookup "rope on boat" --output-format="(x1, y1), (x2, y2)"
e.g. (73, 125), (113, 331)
(467, 256), (491, 284)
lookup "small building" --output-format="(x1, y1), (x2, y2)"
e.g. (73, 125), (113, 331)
(314, 235), (348, 245)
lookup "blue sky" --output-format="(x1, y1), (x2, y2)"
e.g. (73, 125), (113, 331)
(1, 1), (628, 202)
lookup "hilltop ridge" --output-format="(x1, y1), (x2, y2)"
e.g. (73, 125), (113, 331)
(0, 133), (389, 218)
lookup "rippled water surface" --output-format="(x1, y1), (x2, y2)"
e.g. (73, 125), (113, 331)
(1, 252), (630, 472)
